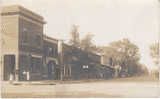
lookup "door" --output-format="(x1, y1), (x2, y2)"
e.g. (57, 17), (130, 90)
(47, 61), (53, 80)
(47, 61), (57, 80)
(4, 55), (15, 81)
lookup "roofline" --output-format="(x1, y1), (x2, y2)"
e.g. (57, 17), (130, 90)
(43, 35), (58, 43)
(1, 5), (46, 24)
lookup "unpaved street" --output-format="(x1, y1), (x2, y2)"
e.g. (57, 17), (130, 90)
(1, 77), (159, 98)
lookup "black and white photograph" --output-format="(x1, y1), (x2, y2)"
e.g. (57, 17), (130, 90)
(0, 0), (159, 98)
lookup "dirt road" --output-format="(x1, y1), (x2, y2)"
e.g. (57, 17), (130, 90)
(1, 77), (159, 98)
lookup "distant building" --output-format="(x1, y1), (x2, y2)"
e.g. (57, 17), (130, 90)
(61, 44), (111, 80)
(101, 55), (113, 66)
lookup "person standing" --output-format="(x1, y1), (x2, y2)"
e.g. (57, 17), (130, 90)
(9, 73), (14, 84)
(26, 71), (30, 81)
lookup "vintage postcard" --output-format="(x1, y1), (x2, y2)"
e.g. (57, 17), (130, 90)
(0, 0), (159, 98)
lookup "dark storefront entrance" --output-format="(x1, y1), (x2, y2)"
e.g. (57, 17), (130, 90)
(3, 55), (15, 81)
(47, 61), (60, 80)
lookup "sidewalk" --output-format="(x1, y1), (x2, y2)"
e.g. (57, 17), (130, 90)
(1, 81), (57, 86)
(1, 79), (110, 86)
(2, 76), (155, 86)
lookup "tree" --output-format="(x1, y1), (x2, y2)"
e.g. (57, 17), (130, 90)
(80, 32), (97, 53)
(150, 43), (159, 65)
(136, 63), (149, 76)
(102, 38), (140, 76)
(68, 24), (80, 48)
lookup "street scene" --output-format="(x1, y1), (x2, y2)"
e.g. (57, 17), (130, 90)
(1, 77), (159, 98)
(0, 0), (159, 98)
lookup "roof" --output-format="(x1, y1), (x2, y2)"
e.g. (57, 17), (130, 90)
(1, 5), (46, 24)
(43, 35), (58, 44)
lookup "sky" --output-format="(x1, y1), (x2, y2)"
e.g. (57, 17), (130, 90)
(1, 0), (159, 69)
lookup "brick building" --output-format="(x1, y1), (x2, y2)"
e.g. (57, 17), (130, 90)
(1, 5), (46, 81)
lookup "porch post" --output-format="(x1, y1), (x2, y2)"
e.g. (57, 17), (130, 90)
(15, 55), (19, 81)
(58, 40), (64, 81)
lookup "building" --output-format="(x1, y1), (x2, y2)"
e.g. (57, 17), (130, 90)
(61, 44), (112, 80)
(43, 35), (60, 80)
(0, 5), (114, 81)
(1, 5), (46, 81)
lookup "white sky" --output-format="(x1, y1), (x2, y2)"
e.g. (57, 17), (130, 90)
(1, 0), (159, 69)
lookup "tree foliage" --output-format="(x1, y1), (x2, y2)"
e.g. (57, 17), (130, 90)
(136, 63), (149, 76)
(150, 43), (159, 65)
(80, 32), (97, 53)
(102, 38), (140, 75)
(68, 25), (148, 76)
(69, 24), (80, 48)
(68, 24), (98, 53)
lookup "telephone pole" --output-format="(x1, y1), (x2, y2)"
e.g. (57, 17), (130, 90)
(58, 39), (64, 81)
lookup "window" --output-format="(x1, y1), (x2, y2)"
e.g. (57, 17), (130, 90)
(20, 55), (28, 71)
(48, 46), (53, 56)
(83, 65), (88, 69)
(23, 32), (28, 43)
(31, 57), (41, 73)
(22, 28), (28, 43)
(35, 35), (41, 46)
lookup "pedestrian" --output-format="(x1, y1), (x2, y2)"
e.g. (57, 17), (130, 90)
(9, 73), (14, 84)
(26, 71), (30, 81)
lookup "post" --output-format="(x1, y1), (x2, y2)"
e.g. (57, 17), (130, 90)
(15, 55), (19, 81)
(58, 40), (64, 81)
(101, 53), (105, 65)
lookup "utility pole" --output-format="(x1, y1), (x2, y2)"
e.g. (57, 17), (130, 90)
(57, 32), (69, 81)
(58, 39), (64, 81)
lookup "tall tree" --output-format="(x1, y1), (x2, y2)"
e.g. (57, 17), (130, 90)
(80, 32), (97, 53)
(150, 43), (159, 65)
(69, 24), (80, 48)
(102, 38), (140, 75)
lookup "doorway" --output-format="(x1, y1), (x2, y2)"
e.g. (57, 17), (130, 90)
(4, 55), (15, 81)
(47, 61), (53, 80)
(47, 61), (60, 80)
